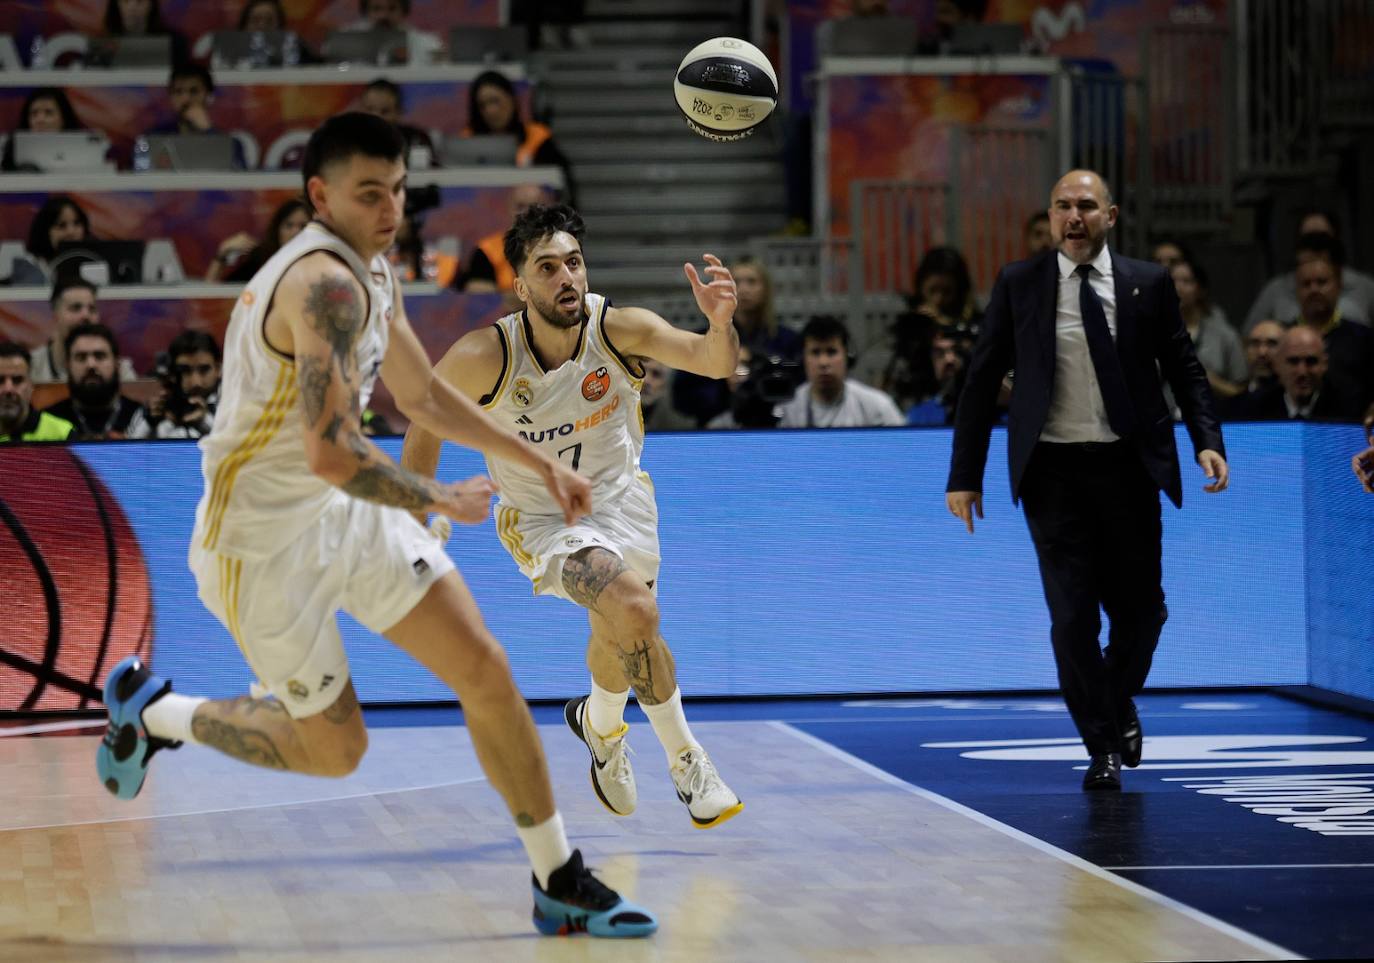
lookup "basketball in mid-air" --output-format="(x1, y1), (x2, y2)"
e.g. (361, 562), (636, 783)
(673, 37), (778, 142)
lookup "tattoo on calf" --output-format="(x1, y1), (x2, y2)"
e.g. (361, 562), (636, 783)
(619, 639), (659, 704)
(191, 716), (290, 769)
(560, 549), (627, 611)
(515, 812), (536, 827)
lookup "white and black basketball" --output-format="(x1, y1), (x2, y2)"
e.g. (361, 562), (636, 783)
(673, 37), (778, 142)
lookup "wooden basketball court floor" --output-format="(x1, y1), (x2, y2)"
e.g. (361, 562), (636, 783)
(0, 716), (1289, 963)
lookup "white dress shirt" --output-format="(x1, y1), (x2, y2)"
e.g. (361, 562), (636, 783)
(1040, 245), (1121, 444)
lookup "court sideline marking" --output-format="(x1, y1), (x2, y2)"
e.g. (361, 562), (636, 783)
(769, 720), (1303, 962)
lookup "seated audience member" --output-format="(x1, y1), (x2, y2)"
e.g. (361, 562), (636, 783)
(0, 342), (74, 443)
(9, 195), (92, 287)
(639, 359), (695, 432)
(224, 0), (317, 63)
(143, 64), (247, 169)
(1171, 256), (1246, 395)
(206, 197), (310, 283)
(148, 330), (220, 439)
(1224, 326), (1364, 422)
(344, 0), (443, 65)
(673, 256), (801, 425)
(1291, 234), (1374, 409)
(1246, 210), (1374, 330)
(359, 78), (438, 167)
(1024, 211), (1053, 256)
(42, 323), (151, 439)
(386, 209), (458, 286)
(705, 345), (795, 430)
(465, 70), (576, 204)
(1151, 237), (1190, 270)
(1241, 319), (1285, 393)
(778, 315), (905, 428)
(906, 325), (972, 426)
(910, 246), (983, 332)
(458, 183), (548, 295)
(2, 88), (87, 172)
(101, 0), (190, 65)
(30, 277), (137, 384)
(1353, 407), (1374, 493)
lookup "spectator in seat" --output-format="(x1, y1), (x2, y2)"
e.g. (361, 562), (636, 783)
(1170, 256), (1246, 396)
(1224, 325), (1364, 423)
(29, 277), (138, 385)
(344, 0), (443, 65)
(42, 323), (151, 439)
(1245, 209), (1374, 330)
(386, 209), (458, 287)
(9, 195), (91, 287)
(205, 197), (310, 283)
(1025, 211), (1054, 256)
(459, 183), (549, 297)
(639, 359), (696, 432)
(0, 342), (74, 443)
(238, 0), (286, 30)
(102, 0), (190, 66)
(906, 324), (973, 426)
(143, 64), (247, 169)
(1241, 319), (1285, 394)
(2, 87), (86, 172)
(1151, 237), (1192, 271)
(148, 329), (220, 439)
(465, 70), (576, 206)
(359, 78), (438, 168)
(1291, 233), (1374, 410)
(778, 315), (905, 428)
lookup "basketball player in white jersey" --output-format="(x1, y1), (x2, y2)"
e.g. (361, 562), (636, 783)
(95, 115), (657, 938)
(402, 204), (744, 828)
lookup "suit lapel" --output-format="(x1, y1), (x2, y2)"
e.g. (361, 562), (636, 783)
(1036, 251), (1058, 372)
(1110, 251), (1137, 353)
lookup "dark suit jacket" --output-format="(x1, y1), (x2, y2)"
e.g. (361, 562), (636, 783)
(1221, 381), (1365, 423)
(948, 248), (1225, 508)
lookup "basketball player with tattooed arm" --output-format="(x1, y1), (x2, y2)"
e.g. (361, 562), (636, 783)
(96, 115), (658, 939)
(402, 204), (745, 828)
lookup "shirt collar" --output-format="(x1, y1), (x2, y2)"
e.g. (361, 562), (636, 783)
(1285, 389), (1320, 419)
(1057, 244), (1113, 281)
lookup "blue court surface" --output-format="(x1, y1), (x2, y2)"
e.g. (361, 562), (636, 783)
(378, 691), (1374, 959)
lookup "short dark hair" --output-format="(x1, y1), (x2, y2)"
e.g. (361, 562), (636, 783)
(366, 78), (404, 109)
(0, 341), (32, 370)
(504, 203), (585, 274)
(301, 112), (407, 210)
(169, 62), (214, 93)
(105, 0), (168, 35)
(237, 0), (286, 29)
(64, 322), (118, 359)
(50, 274), (98, 307)
(26, 195), (90, 261)
(1296, 231), (1345, 270)
(360, 0), (409, 13)
(468, 69), (520, 135)
(1173, 254), (1209, 291)
(914, 246), (973, 310)
(168, 329), (221, 363)
(801, 314), (850, 350)
(1024, 210), (1049, 231)
(14, 87), (82, 133)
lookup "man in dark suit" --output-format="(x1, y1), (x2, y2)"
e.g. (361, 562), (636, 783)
(1223, 325), (1365, 423)
(946, 170), (1229, 791)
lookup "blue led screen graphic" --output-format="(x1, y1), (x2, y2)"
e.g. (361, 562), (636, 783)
(0, 423), (1332, 710)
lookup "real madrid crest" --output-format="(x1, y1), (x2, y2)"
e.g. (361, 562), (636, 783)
(512, 377), (534, 408)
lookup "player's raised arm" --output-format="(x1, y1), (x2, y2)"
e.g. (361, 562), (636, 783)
(605, 253), (739, 379)
(384, 290), (591, 525)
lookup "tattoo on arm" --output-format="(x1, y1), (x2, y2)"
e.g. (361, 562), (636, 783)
(340, 449), (438, 509)
(304, 273), (365, 369)
(321, 685), (359, 725)
(298, 355), (333, 428)
(191, 716), (290, 770)
(618, 639), (659, 704)
(560, 548), (628, 612)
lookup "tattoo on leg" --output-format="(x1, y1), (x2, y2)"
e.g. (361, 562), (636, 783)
(561, 549), (627, 612)
(515, 812), (535, 828)
(322, 686), (358, 725)
(191, 717), (290, 769)
(619, 639), (659, 704)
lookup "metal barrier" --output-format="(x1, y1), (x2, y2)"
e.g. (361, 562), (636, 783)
(748, 234), (853, 300)
(1235, 0), (1321, 176)
(953, 126), (1053, 294)
(848, 179), (954, 296)
(1315, 0), (1374, 129)
(1065, 67), (1151, 255)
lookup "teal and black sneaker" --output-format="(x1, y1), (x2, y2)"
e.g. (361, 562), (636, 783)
(531, 849), (657, 938)
(96, 656), (181, 800)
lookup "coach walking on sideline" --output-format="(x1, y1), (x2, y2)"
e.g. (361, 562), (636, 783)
(945, 169), (1229, 792)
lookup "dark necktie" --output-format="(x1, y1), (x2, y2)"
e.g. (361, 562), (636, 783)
(1075, 263), (1135, 436)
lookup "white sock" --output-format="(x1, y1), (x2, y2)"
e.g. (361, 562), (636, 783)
(517, 811), (573, 891)
(586, 681), (629, 737)
(141, 692), (206, 744)
(640, 688), (698, 765)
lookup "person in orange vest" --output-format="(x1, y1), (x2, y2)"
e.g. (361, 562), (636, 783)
(458, 183), (550, 302)
(464, 70), (576, 206)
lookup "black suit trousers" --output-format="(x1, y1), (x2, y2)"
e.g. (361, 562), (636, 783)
(1020, 440), (1168, 755)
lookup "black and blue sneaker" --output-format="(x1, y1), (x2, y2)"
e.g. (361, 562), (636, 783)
(531, 849), (658, 938)
(97, 656), (181, 800)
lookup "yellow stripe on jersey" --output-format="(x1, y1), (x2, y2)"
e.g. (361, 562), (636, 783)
(202, 362), (298, 551)
(219, 554), (248, 660)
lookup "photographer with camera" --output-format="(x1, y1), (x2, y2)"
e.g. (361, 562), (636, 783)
(906, 325), (976, 426)
(705, 345), (799, 430)
(148, 330), (221, 439)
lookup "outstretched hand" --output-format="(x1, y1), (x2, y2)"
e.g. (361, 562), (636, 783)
(684, 253), (737, 329)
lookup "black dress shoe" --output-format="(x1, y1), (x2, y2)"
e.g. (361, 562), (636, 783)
(1082, 753), (1121, 791)
(1120, 701), (1143, 768)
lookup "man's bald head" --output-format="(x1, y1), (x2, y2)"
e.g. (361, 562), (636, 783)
(1048, 169), (1118, 264)
(1277, 325), (1328, 405)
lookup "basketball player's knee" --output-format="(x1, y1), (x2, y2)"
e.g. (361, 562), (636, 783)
(613, 590), (659, 641)
(459, 633), (517, 697)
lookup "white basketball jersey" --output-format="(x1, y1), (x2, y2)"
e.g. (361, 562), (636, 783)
(194, 222), (394, 560)
(484, 293), (645, 515)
